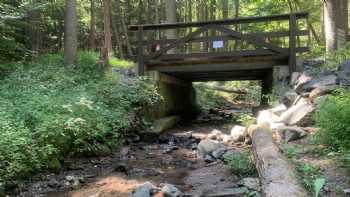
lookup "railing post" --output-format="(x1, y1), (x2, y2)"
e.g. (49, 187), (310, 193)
(137, 26), (145, 75)
(289, 13), (297, 72)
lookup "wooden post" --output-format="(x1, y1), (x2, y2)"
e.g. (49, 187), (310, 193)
(137, 26), (145, 75)
(289, 13), (297, 72)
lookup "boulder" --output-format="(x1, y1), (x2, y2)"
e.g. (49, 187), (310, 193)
(269, 104), (287, 116)
(211, 147), (228, 159)
(294, 73), (313, 93)
(204, 187), (249, 196)
(161, 184), (183, 197)
(278, 98), (315, 126)
(309, 85), (337, 101)
(207, 129), (224, 140)
(230, 126), (246, 142)
(290, 72), (301, 86)
(275, 126), (307, 142)
(281, 90), (298, 107)
(257, 110), (280, 127)
(222, 134), (234, 145)
(131, 182), (157, 197)
(241, 178), (260, 191)
(338, 60), (350, 87)
(152, 116), (180, 133)
(197, 139), (225, 158)
(302, 75), (337, 91)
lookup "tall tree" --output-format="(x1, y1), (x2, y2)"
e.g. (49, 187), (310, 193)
(103, 0), (113, 56)
(165, 0), (177, 53)
(89, 0), (96, 51)
(64, 0), (77, 65)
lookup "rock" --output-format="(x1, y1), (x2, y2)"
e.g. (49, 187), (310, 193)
(211, 147), (228, 159)
(294, 73), (313, 93)
(65, 175), (82, 188)
(230, 126), (246, 142)
(161, 184), (183, 197)
(276, 126), (307, 142)
(303, 75), (337, 92)
(197, 139), (225, 159)
(113, 161), (130, 174)
(241, 178), (260, 191)
(270, 122), (286, 130)
(222, 135), (234, 145)
(131, 182), (157, 197)
(344, 188), (350, 195)
(257, 110), (280, 127)
(290, 72), (301, 86)
(221, 149), (242, 161)
(172, 131), (192, 139)
(207, 129), (223, 140)
(278, 98), (315, 126)
(204, 154), (216, 163)
(204, 187), (249, 196)
(269, 104), (287, 116)
(152, 116), (180, 133)
(309, 85), (337, 101)
(338, 60), (350, 87)
(281, 90), (298, 107)
(129, 168), (160, 177)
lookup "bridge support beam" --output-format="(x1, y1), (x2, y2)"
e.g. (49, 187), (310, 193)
(145, 71), (197, 120)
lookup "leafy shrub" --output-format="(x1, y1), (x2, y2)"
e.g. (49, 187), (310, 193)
(225, 151), (257, 177)
(315, 89), (350, 151)
(0, 52), (160, 191)
(294, 161), (325, 196)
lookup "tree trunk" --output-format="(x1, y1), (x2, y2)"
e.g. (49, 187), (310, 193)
(111, 1), (124, 59)
(248, 125), (308, 197)
(89, 0), (96, 51)
(103, 0), (113, 57)
(64, 0), (77, 65)
(324, 0), (339, 51)
(165, 0), (177, 54)
(115, 0), (132, 58)
(28, 0), (42, 59)
(234, 0), (239, 50)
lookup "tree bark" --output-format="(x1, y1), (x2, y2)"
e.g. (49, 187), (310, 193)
(248, 125), (308, 197)
(28, 0), (42, 59)
(103, 0), (113, 57)
(89, 0), (96, 51)
(64, 0), (77, 65)
(324, 0), (339, 51)
(165, 0), (177, 53)
(111, 1), (124, 59)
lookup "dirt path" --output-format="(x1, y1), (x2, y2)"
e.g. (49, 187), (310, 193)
(20, 121), (252, 197)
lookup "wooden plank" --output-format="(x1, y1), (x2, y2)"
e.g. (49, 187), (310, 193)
(129, 12), (309, 31)
(289, 14), (297, 72)
(138, 30), (309, 46)
(210, 24), (287, 54)
(146, 25), (213, 60)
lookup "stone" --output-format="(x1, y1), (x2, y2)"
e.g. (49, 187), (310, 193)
(309, 85), (337, 101)
(270, 122), (286, 130)
(211, 147), (228, 159)
(222, 135), (234, 144)
(204, 154), (216, 163)
(290, 72), (301, 86)
(281, 90), (298, 107)
(344, 188), (350, 195)
(241, 178), (260, 191)
(278, 98), (315, 126)
(303, 75), (337, 92)
(257, 110), (280, 127)
(221, 149), (242, 161)
(131, 182), (157, 197)
(152, 116), (180, 133)
(230, 126), (246, 142)
(294, 73), (313, 93)
(113, 161), (130, 174)
(207, 129), (223, 140)
(204, 187), (249, 196)
(276, 126), (307, 142)
(161, 184), (183, 197)
(197, 139), (225, 159)
(173, 131), (192, 139)
(269, 104), (287, 116)
(338, 60), (350, 87)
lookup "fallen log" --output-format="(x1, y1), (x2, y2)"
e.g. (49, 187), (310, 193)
(247, 125), (307, 197)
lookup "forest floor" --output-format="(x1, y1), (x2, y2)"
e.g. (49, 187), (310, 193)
(20, 118), (250, 197)
(18, 109), (350, 197)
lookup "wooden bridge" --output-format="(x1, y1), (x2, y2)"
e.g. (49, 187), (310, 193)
(129, 12), (309, 82)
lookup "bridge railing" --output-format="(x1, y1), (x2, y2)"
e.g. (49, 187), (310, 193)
(129, 12), (309, 75)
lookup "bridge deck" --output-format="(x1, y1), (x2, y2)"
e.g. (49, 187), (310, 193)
(129, 12), (309, 82)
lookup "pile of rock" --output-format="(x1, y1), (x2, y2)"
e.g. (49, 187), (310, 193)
(256, 68), (344, 142)
(131, 182), (183, 197)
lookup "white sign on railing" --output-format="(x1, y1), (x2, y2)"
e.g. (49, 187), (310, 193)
(213, 40), (224, 48)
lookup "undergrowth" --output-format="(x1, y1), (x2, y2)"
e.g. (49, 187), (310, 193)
(225, 151), (257, 177)
(0, 52), (160, 192)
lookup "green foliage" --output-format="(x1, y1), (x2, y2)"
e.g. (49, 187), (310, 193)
(280, 143), (303, 158)
(294, 161), (325, 196)
(0, 52), (160, 190)
(109, 57), (134, 69)
(236, 113), (256, 127)
(315, 89), (350, 151)
(225, 151), (257, 177)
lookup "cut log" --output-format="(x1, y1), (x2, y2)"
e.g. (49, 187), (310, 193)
(248, 125), (307, 197)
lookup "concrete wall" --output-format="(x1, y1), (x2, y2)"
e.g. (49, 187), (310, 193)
(144, 71), (197, 120)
